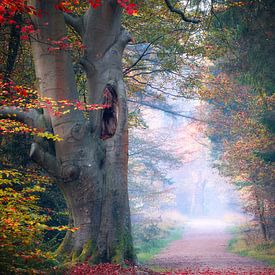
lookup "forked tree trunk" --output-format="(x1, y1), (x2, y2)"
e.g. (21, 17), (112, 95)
(28, 0), (135, 263)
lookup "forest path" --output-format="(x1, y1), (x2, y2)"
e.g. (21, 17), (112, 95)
(146, 218), (272, 273)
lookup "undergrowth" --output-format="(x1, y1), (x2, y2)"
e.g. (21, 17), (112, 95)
(134, 226), (183, 264)
(227, 226), (275, 267)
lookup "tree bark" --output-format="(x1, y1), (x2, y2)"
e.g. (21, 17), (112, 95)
(254, 189), (269, 242)
(28, 0), (135, 263)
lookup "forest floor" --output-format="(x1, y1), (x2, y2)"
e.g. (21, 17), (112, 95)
(145, 218), (274, 274)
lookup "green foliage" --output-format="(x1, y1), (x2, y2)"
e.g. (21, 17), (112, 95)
(228, 227), (275, 266)
(39, 184), (68, 251)
(0, 135), (67, 272)
(208, 0), (275, 95)
(0, 135), (30, 166)
(133, 222), (183, 264)
(128, 133), (181, 216)
(202, 0), (275, 187)
(0, 169), (58, 273)
(197, 0), (275, 245)
(128, 111), (148, 129)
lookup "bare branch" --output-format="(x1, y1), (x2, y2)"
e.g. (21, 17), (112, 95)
(124, 36), (162, 75)
(164, 0), (201, 23)
(128, 99), (206, 122)
(126, 76), (188, 98)
(63, 13), (84, 36)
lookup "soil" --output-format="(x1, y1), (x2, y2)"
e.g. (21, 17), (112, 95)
(146, 219), (274, 274)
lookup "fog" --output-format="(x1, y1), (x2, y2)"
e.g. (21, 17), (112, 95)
(129, 95), (247, 229)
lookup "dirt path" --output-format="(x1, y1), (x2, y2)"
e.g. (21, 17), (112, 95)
(147, 219), (273, 273)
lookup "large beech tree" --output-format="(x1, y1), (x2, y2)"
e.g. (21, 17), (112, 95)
(29, 0), (133, 263)
(0, 0), (200, 263)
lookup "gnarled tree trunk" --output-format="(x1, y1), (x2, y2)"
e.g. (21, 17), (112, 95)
(27, 0), (135, 263)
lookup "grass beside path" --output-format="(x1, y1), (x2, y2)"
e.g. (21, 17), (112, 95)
(134, 227), (183, 264)
(227, 227), (275, 267)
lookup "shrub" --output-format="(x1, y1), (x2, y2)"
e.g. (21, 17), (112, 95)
(0, 169), (57, 273)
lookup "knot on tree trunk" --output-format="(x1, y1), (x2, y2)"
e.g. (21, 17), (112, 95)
(61, 163), (81, 182)
(71, 122), (87, 140)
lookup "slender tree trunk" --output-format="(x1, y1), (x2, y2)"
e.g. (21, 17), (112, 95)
(28, 0), (135, 263)
(254, 188), (269, 242)
(190, 179), (206, 217)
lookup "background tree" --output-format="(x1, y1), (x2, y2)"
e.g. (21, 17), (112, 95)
(195, 0), (275, 241)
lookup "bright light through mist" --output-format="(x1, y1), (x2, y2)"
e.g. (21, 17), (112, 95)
(187, 218), (232, 231)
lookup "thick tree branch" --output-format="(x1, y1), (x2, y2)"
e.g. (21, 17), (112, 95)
(0, 107), (47, 129)
(83, 1), (122, 60)
(63, 13), (84, 36)
(164, 0), (201, 23)
(30, 143), (59, 177)
(83, 28), (131, 74)
(96, 27), (132, 60)
(118, 28), (132, 49)
(110, 28), (132, 56)
(0, 107), (58, 175)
